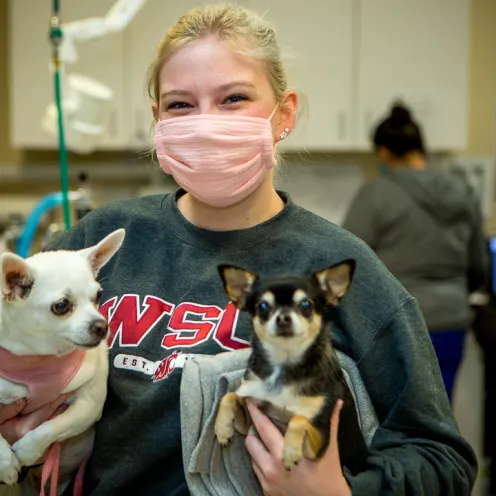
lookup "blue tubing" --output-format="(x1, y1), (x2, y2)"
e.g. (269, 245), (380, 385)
(16, 192), (65, 258)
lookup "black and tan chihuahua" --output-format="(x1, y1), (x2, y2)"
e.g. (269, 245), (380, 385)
(215, 260), (368, 474)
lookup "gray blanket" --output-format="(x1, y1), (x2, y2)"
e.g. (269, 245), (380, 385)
(180, 348), (378, 496)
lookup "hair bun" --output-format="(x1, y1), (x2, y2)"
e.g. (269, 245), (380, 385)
(390, 102), (412, 126)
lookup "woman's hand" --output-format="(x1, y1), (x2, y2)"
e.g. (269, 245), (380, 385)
(0, 393), (72, 445)
(245, 399), (352, 496)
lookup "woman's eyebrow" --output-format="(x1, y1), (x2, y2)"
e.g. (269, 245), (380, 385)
(217, 81), (256, 91)
(160, 82), (256, 100)
(160, 89), (192, 100)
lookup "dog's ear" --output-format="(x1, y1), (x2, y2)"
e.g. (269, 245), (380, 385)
(0, 253), (34, 302)
(79, 229), (126, 276)
(218, 265), (258, 310)
(313, 259), (355, 306)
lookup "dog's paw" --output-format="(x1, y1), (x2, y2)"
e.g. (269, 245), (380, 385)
(0, 380), (29, 405)
(12, 430), (47, 467)
(215, 416), (235, 447)
(0, 443), (20, 485)
(283, 440), (303, 471)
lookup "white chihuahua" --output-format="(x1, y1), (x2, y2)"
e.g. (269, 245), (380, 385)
(0, 228), (125, 494)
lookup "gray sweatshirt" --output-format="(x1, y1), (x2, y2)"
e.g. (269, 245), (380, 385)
(49, 190), (476, 495)
(343, 169), (488, 330)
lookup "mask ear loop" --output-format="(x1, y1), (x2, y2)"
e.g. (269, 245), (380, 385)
(268, 104), (279, 122)
(268, 104), (284, 160)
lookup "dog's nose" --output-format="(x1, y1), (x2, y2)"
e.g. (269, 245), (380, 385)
(90, 319), (108, 339)
(276, 313), (291, 327)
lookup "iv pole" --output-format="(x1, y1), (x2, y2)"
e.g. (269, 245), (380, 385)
(16, 0), (150, 256)
(45, 0), (151, 232)
(49, 0), (71, 230)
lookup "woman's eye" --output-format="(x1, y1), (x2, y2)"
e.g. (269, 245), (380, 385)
(166, 101), (192, 111)
(223, 94), (248, 105)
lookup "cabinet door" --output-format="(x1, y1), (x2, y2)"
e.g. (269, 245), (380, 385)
(9, 0), (126, 149)
(125, 0), (231, 149)
(356, 0), (471, 151)
(240, 0), (355, 150)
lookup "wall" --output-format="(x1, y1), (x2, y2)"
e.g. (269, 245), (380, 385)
(466, 0), (496, 234)
(0, 0), (20, 164)
(466, 0), (496, 156)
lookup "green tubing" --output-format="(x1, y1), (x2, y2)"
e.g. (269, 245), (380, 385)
(51, 0), (71, 230)
(54, 69), (71, 230)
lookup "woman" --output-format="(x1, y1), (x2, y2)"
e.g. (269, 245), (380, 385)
(50, 6), (476, 495)
(343, 103), (488, 403)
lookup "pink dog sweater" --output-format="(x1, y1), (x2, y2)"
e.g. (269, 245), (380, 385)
(0, 346), (86, 496)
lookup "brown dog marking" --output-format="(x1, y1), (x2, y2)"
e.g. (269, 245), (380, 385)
(283, 415), (323, 470)
(215, 392), (249, 445)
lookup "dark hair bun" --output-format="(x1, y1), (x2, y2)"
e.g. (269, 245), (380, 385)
(389, 102), (412, 126)
(372, 100), (425, 156)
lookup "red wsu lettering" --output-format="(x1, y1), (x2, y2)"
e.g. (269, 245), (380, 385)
(105, 295), (174, 348)
(162, 302), (222, 348)
(100, 296), (249, 351)
(214, 302), (249, 350)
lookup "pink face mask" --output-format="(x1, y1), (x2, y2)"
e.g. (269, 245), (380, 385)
(154, 108), (278, 208)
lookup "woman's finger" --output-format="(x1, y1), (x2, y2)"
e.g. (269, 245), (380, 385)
(329, 399), (343, 459)
(252, 461), (267, 489)
(245, 430), (274, 471)
(246, 400), (284, 456)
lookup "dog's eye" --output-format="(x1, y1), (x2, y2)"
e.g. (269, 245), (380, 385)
(257, 301), (271, 318)
(51, 298), (72, 316)
(299, 299), (313, 312)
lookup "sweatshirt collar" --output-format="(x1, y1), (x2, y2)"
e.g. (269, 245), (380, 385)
(162, 188), (298, 250)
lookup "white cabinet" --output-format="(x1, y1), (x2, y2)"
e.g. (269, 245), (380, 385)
(9, 0), (127, 149)
(240, 0), (355, 150)
(8, 0), (471, 152)
(356, 0), (471, 151)
(240, 0), (470, 151)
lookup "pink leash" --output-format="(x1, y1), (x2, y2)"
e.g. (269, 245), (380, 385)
(40, 442), (61, 496)
(39, 442), (89, 496)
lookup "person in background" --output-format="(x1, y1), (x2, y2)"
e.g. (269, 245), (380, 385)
(343, 102), (488, 403)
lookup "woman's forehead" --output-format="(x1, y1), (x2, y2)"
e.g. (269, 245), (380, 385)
(158, 37), (269, 95)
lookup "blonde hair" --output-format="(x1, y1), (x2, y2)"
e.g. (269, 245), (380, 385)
(146, 3), (289, 105)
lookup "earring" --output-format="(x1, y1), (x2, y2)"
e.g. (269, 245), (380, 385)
(280, 128), (290, 140)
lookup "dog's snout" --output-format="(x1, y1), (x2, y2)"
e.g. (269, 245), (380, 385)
(274, 311), (295, 338)
(276, 313), (291, 327)
(90, 319), (108, 339)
